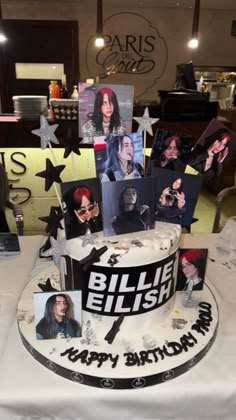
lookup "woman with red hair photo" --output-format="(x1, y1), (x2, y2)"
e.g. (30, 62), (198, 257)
(188, 128), (231, 180)
(62, 184), (102, 239)
(177, 249), (208, 294)
(81, 86), (126, 143)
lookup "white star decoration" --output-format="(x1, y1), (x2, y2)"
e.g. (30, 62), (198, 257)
(31, 115), (59, 149)
(81, 228), (97, 247)
(133, 107), (159, 136)
(41, 237), (67, 265)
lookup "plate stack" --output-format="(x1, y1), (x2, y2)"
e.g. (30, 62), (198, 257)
(12, 96), (48, 119)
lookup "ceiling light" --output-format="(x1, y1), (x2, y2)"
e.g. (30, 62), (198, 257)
(95, 0), (104, 48)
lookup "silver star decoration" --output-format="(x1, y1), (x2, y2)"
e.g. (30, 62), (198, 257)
(81, 228), (97, 247)
(41, 237), (67, 265)
(133, 107), (159, 136)
(31, 115), (59, 149)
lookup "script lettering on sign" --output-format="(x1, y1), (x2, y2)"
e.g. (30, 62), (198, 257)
(86, 13), (168, 98)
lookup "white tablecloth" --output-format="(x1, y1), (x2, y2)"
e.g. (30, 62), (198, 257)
(0, 234), (236, 420)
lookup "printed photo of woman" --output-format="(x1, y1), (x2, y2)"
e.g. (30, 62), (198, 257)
(61, 179), (103, 240)
(100, 134), (144, 182)
(188, 127), (231, 180)
(176, 249), (208, 294)
(155, 177), (186, 220)
(81, 86), (127, 143)
(111, 185), (151, 235)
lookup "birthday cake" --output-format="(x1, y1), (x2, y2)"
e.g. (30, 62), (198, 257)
(17, 223), (219, 389)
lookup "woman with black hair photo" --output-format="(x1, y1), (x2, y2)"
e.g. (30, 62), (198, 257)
(36, 293), (81, 340)
(188, 128), (231, 180)
(101, 134), (144, 182)
(156, 177), (186, 219)
(63, 186), (102, 239)
(111, 185), (151, 235)
(81, 86), (126, 143)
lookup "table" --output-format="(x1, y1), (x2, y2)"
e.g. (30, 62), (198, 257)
(0, 234), (236, 420)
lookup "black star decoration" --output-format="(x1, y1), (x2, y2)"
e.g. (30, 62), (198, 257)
(35, 158), (66, 191)
(38, 206), (64, 235)
(79, 246), (108, 271)
(38, 278), (59, 292)
(60, 127), (81, 159)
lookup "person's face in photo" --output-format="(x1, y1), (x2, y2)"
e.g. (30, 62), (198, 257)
(74, 194), (96, 223)
(53, 296), (67, 321)
(123, 187), (137, 206)
(163, 138), (180, 162)
(118, 136), (133, 162)
(101, 93), (114, 121)
(181, 257), (198, 279)
(172, 178), (182, 189)
(210, 134), (230, 154)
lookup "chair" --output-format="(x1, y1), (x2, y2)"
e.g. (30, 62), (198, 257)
(212, 172), (236, 233)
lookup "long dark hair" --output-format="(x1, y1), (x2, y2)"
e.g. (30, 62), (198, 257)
(105, 134), (133, 173)
(92, 87), (122, 133)
(44, 293), (71, 323)
(119, 185), (139, 214)
(160, 135), (182, 162)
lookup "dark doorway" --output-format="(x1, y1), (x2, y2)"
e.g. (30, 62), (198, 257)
(0, 20), (79, 113)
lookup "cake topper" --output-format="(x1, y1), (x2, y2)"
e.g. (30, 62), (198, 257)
(31, 114), (59, 150)
(40, 236), (67, 265)
(79, 245), (108, 271)
(38, 278), (59, 292)
(133, 107), (159, 137)
(60, 126), (81, 159)
(81, 228), (98, 247)
(38, 205), (63, 236)
(36, 158), (66, 192)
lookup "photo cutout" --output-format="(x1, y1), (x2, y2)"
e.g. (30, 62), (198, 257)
(152, 167), (203, 227)
(146, 128), (195, 175)
(33, 290), (82, 340)
(61, 177), (103, 240)
(79, 83), (134, 143)
(94, 132), (144, 182)
(102, 177), (156, 236)
(176, 248), (208, 291)
(188, 118), (236, 181)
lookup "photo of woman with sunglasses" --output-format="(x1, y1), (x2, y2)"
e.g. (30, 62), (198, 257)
(62, 182), (103, 240)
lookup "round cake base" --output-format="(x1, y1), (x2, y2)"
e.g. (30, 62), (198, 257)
(17, 279), (218, 390)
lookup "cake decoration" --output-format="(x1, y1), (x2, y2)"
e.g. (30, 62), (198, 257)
(81, 228), (98, 247)
(38, 205), (64, 236)
(104, 315), (125, 344)
(40, 236), (67, 265)
(36, 158), (66, 192)
(79, 245), (108, 271)
(133, 106), (159, 137)
(31, 114), (59, 149)
(38, 278), (59, 292)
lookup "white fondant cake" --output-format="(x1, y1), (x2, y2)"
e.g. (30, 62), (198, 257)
(17, 222), (219, 389)
(17, 264), (218, 389)
(60, 222), (181, 339)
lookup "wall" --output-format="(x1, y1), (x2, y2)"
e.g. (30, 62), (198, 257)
(1, 1), (236, 101)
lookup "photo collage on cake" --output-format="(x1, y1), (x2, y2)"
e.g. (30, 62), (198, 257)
(33, 290), (82, 341)
(74, 81), (210, 236)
